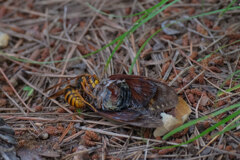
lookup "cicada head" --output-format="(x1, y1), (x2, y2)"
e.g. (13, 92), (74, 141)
(93, 79), (131, 111)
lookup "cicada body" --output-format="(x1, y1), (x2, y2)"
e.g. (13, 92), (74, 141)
(92, 74), (183, 128)
(94, 74), (178, 111)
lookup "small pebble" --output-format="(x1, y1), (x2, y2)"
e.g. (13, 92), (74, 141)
(39, 132), (49, 140)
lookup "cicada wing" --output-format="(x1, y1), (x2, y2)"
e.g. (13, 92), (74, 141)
(97, 110), (141, 122)
(109, 74), (157, 108)
(97, 97), (191, 131)
(109, 74), (178, 111)
(147, 81), (178, 111)
(97, 109), (164, 128)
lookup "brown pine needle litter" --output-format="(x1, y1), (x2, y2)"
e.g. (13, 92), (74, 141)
(0, 0), (240, 159)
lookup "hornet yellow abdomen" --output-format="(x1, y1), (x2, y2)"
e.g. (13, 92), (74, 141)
(64, 87), (85, 108)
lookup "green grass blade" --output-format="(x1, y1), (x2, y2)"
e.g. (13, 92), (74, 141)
(219, 0), (238, 17)
(23, 86), (34, 97)
(129, 28), (161, 74)
(217, 84), (240, 97)
(0, 32), (127, 64)
(217, 70), (240, 96)
(157, 108), (240, 150)
(129, 6), (240, 74)
(104, 0), (176, 69)
(163, 103), (240, 140)
(1, 5), (240, 67)
(76, 108), (83, 114)
(105, 36), (125, 70)
(197, 39), (240, 62)
(86, 2), (148, 18)
(212, 122), (240, 138)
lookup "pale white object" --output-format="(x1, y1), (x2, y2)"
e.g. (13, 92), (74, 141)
(0, 32), (10, 47)
(154, 97), (191, 137)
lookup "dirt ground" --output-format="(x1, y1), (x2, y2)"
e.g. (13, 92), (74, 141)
(0, 0), (240, 160)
